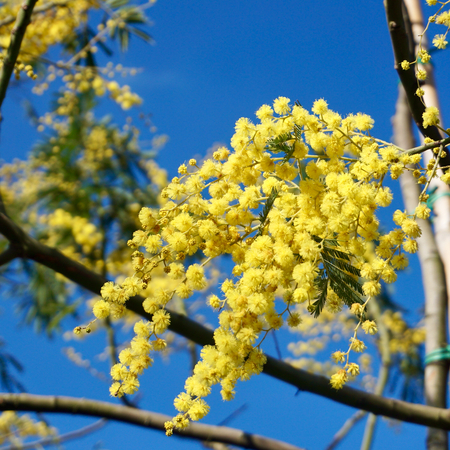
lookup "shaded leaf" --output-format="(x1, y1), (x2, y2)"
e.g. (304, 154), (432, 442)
(311, 275), (328, 318)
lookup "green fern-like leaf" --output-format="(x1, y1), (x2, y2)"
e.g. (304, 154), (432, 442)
(319, 244), (351, 262)
(324, 260), (363, 306)
(255, 188), (278, 237)
(308, 238), (364, 317)
(311, 274), (328, 318)
(322, 252), (361, 277)
(266, 132), (293, 154)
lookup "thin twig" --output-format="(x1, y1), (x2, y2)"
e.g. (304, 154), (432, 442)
(402, 136), (450, 156)
(324, 298), (392, 450)
(64, 26), (109, 67)
(325, 410), (367, 450)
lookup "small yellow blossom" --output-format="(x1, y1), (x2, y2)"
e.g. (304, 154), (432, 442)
(433, 34), (448, 49)
(346, 362), (360, 376)
(423, 106), (440, 128)
(362, 320), (378, 335)
(332, 351), (346, 364)
(416, 69), (427, 81)
(93, 300), (110, 319)
(418, 49), (431, 63)
(273, 96), (290, 115)
(401, 60), (410, 70)
(330, 369), (348, 389)
(350, 337), (367, 353)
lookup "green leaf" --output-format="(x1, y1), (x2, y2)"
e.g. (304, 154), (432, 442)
(122, 8), (147, 24)
(0, 339), (25, 392)
(18, 264), (76, 335)
(255, 188), (278, 237)
(322, 252), (361, 277)
(281, 146), (296, 165)
(293, 124), (302, 140)
(266, 132), (293, 154)
(308, 238), (364, 317)
(311, 275), (328, 318)
(118, 28), (130, 52)
(129, 26), (153, 43)
(311, 235), (339, 247)
(106, 0), (130, 8)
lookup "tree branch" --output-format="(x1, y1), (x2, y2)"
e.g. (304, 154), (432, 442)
(0, 244), (20, 266)
(1, 213), (450, 429)
(0, 393), (306, 450)
(0, 0), (39, 117)
(385, 0), (450, 169)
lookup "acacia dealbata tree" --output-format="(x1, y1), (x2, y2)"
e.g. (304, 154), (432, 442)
(0, 1), (449, 449)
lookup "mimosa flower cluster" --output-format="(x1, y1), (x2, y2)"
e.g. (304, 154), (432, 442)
(0, 0), (94, 61)
(95, 97), (435, 432)
(0, 411), (56, 447)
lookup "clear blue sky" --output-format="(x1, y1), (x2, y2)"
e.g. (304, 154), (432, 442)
(1, 0), (448, 449)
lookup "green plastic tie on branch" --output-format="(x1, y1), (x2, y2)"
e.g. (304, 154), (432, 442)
(426, 186), (450, 212)
(425, 345), (450, 365)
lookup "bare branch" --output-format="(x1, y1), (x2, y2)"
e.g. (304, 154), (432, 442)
(0, 393), (306, 450)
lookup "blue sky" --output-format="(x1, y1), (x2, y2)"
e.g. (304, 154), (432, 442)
(1, 0), (448, 449)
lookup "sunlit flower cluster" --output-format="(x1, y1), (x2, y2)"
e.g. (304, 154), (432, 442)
(96, 97), (441, 430)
